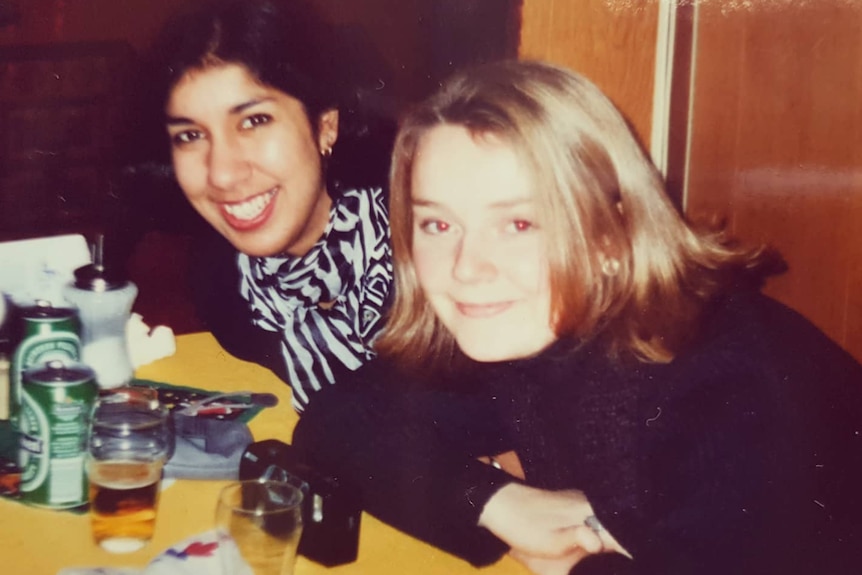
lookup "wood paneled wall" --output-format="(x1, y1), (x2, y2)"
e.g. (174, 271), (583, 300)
(0, 0), (180, 50)
(518, 0), (659, 150)
(0, 0), (517, 115)
(684, 1), (862, 361)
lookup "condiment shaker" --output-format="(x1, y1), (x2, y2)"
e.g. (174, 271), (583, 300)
(63, 262), (137, 389)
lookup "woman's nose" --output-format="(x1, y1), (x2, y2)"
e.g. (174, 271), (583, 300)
(452, 233), (496, 283)
(207, 134), (251, 191)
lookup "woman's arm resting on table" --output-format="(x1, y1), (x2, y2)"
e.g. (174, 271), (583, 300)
(293, 383), (516, 566)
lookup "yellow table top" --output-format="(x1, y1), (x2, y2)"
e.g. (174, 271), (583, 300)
(1, 332), (525, 575)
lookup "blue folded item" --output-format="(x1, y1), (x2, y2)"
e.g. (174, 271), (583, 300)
(164, 414), (254, 480)
(127, 381), (274, 480)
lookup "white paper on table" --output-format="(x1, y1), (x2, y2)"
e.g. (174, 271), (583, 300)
(0, 234), (91, 307)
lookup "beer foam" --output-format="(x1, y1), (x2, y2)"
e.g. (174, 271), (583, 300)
(88, 460), (162, 490)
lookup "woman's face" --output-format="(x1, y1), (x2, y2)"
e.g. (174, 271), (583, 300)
(165, 63), (338, 258)
(410, 125), (557, 362)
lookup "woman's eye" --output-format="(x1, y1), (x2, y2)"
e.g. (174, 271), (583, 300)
(506, 219), (534, 233)
(170, 130), (203, 147)
(418, 219), (451, 235)
(240, 114), (272, 130)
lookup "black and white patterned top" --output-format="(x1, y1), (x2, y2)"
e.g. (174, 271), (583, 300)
(237, 187), (392, 410)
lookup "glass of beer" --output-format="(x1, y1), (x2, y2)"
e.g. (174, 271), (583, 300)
(216, 479), (304, 575)
(86, 387), (172, 553)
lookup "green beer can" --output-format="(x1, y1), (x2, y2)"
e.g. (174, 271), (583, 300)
(19, 360), (96, 509)
(10, 303), (81, 426)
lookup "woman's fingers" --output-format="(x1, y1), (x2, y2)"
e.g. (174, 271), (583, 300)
(563, 524), (604, 554)
(529, 524), (602, 557)
(510, 546), (591, 575)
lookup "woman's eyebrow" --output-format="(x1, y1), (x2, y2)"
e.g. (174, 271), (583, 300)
(488, 198), (533, 210)
(410, 198), (439, 208)
(165, 115), (194, 126)
(411, 197), (532, 209)
(165, 97), (275, 125)
(230, 97), (274, 114)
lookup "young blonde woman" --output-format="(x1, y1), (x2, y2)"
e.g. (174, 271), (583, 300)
(294, 60), (862, 574)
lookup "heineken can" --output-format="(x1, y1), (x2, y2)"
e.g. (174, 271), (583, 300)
(19, 360), (96, 509)
(10, 303), (81, 426)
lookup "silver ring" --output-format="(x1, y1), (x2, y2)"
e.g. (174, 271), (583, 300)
(585, 514), (605, 535)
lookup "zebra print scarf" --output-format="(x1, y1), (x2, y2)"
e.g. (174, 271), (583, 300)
(238, 187), (392, 410)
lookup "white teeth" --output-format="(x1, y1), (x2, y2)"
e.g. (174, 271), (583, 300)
(223, 189), (276, 220)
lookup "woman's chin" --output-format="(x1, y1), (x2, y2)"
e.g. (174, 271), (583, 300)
(223, 230), (289, 258)
(458, 343), (527, 364)
(456, 335), (556, 364)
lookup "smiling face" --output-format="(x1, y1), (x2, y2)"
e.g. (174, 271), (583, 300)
(410, 125), (557, 362)
(165, 63), (337, 257)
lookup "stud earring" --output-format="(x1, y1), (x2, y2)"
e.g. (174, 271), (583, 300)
(601, 256), (620, 276)
(321, 144), (333, 158)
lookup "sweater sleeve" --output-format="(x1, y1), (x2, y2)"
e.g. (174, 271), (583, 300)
(293, 378), (514, 566)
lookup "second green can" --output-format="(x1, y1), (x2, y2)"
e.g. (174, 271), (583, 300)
(19, 360), (96, 509)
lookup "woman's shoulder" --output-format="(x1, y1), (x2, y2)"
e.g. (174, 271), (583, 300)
(705, 290), (852, 358)
(675, 288), (862, 393)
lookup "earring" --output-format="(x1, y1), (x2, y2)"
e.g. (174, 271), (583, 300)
(601, 256), (620, 276)
(321, 145), (333, 158)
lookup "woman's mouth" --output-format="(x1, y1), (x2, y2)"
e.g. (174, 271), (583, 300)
(455, 301), (513, 318)
(220, 188), (277, 230)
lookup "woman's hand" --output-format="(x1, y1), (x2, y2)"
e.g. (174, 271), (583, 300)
(509, 540), (594, 575)
(478, 483), (604, 557)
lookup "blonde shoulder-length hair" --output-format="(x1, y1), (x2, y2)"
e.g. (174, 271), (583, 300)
(376, 60), (779, 368)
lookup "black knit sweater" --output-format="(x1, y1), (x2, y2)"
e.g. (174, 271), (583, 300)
(294, 290), (862, 574)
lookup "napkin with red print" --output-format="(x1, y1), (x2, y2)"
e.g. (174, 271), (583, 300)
(57, 530), (225, 575)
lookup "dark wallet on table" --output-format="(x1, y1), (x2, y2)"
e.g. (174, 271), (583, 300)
(239, 439), (362, 567)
